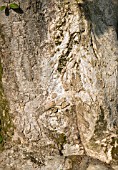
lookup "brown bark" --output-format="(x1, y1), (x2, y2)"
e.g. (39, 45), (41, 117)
(0, 0), (117, 169)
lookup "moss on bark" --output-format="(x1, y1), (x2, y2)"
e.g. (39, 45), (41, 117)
(0, 60), (13, 151)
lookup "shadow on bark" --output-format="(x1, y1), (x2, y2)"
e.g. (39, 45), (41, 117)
(79, 0), (118, 129)
(79, 0), (118, 36)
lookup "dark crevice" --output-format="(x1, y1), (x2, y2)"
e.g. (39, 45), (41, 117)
(115, 21), (118, 39)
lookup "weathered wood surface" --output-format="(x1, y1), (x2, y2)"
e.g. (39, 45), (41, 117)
(0, 0), (117, 169)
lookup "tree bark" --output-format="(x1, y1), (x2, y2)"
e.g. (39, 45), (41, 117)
(0, 0), (117, 169)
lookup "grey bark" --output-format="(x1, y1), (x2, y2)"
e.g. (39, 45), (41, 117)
(0, 0), (117, 169)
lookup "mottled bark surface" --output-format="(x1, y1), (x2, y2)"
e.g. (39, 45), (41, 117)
(0, 0), (117, 169)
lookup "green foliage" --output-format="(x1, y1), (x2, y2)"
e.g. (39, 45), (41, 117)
(0, 6), (6, 11)
(0, 2), (23, 16)
(9, 3), (19, 9)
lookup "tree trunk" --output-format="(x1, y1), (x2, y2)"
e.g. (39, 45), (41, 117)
(0, 0), (117, 169)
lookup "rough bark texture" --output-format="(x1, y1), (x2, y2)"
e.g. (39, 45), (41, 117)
(0, 0), (117, 169)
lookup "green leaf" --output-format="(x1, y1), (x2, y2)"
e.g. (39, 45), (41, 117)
(0, 6), (6, 11)
(9, 3), (19, 9)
